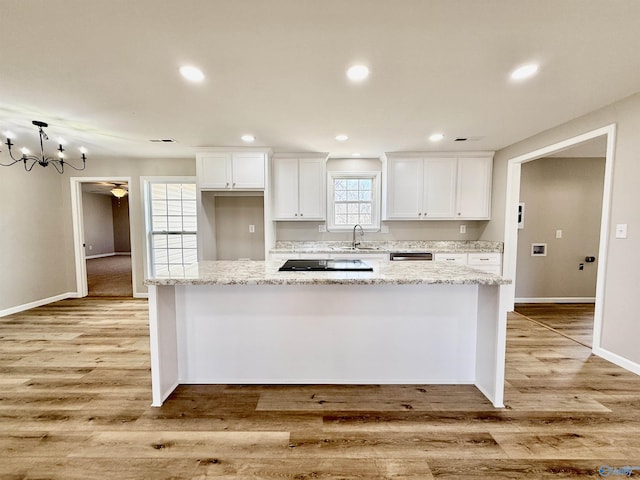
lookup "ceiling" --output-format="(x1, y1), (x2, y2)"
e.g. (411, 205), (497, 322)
(82, 181), (129, 196)
(1, 0), (639, 161)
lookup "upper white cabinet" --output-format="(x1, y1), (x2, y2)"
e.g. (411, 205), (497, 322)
(272, 156), (326, 220)
(385, 153), (492, 220)
(455, 156), (492, 219)
(197, 151), (266, 190)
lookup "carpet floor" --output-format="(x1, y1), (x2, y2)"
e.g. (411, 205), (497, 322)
(86, 255), (133, 297)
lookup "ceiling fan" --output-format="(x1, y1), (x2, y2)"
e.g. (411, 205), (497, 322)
(97, 181), (128, 198)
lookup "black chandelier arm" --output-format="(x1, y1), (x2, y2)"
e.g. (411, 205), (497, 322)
(59, 157), (87, 172)
(0, 155), (22, 167)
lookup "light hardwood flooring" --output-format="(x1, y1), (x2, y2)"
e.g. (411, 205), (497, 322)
(515, 303), (595, 347)
(1, 298), (640, 479)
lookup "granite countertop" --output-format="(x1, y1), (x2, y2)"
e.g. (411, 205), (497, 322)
(145, 260), (511, 286)
(270, 240), (503, 254)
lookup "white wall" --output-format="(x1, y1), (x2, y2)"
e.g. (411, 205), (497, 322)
(483, 90), (640, 367)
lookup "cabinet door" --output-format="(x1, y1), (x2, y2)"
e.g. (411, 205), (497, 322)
(423, 157), (456, 218)
(386, 158), (423, 219)
(298, 158), (325, 220)
(231, 152), (265, 189)
(456, 156), (492, 219)
(197, 153), (231, 189)
(272, 157), (300, 219)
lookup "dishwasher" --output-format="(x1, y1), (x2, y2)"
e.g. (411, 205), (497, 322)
(389, 252), (433, 261)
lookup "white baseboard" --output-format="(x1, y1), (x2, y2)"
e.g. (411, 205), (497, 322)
(593, 345), (640, 376)
(515, 297), (596, 304)
(86, 253), (116, 260)
(0, 292), (77, 317)
(134, 292), (149, 299)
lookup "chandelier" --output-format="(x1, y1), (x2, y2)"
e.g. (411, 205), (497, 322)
(1, 120), (87, 174)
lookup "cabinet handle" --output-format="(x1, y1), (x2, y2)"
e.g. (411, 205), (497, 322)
(294, 213), (298, 216)
(232, 182), (236, 187)
(424, 212), (427, 216)
(458, 212), (461, 216)
(418, 213), (422, 216)
(225, 182), (229, 188)
(300, 213), (303, 217)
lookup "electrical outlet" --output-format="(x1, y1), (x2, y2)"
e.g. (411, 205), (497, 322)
(249, 224), (255, 233)
(556, 229), (563, 239)
(318, 224), (326, 233)
(459, 225), (466, 234)
(89, 245), (93, 251)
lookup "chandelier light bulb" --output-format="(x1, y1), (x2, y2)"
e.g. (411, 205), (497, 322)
(20, 147), (30, 155)
(4, 131), (15, 139)
(79, 147), (87, 154)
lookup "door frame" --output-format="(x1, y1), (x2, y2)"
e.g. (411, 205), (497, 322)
(502, 124), (616, 355)
(70, 176), (137, 297)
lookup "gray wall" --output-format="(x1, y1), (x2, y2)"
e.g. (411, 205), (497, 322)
(482, 90), (640, 367)
(0, 167), (68, 310)
(515, 157), (604, 299)
(214, 196), (265, 260)
(0, 155), (195, 311)
(82, 192), (115, 256)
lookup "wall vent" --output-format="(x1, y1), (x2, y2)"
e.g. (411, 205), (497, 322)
(149, 138), (176, 143)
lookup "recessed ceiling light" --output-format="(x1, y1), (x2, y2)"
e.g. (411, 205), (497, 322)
(335, 134), (349, 142)
(241, 134), (255, 143)
(346, 65), (369, 82)
(429, 133), (444, 142)
(510, 63), (539, 81)
(179, 65), (205, 82)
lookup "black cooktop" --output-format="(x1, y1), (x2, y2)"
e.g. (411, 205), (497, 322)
(278, 259), (373, 272)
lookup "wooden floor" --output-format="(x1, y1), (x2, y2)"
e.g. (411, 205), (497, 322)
(1, 298), (640, 479)
(515, 303), (595, 347)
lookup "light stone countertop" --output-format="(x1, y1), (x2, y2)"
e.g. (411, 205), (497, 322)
(271, 240), (503, 254)
(145, 260), (511, 286)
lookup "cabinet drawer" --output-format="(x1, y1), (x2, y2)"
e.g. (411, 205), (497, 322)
(434, 253), (467, 264)
(467, 253), (501, 266)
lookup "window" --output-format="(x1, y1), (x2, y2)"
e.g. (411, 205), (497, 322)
(327, 171), (380, 231)
(145, 181), (197, 277)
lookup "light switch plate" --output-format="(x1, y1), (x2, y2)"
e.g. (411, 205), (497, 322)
(615, 223), (628, 239)
(460, 225), (466, 234)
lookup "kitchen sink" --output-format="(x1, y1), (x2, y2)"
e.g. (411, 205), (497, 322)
(331, 246), (382, 251)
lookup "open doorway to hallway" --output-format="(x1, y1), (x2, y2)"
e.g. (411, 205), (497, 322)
(80, 181), (133, 297)
(513, 137), (606, 348)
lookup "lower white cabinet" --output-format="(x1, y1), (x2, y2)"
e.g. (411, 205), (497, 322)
(434, 252), (502, 274)
(467, 253), (502, 274)
(434, 253), (468, 264)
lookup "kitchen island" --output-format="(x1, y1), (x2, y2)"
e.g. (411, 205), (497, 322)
(145, 260), (510, 407)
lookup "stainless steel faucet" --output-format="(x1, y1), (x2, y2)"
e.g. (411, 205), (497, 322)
(352, 224), (364, 249)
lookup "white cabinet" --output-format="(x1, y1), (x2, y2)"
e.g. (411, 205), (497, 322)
(467, 252), (501, 274)
(455, 156), (492, 220)
(434, 252), (502, 275)
(197, 152), (266, 190)
(272, 156), (325, 220)
(385, 153), (492, 220)
(434, 253), (468, 264)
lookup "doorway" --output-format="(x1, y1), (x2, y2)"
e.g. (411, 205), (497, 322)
(502, 124), (616, 356)
(70, 177), (137, 298)
(512, 139), (606, 347)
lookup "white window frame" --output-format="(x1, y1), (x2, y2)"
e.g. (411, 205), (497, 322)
(142, 177), (198, 277)
(327, 171), (381, 232)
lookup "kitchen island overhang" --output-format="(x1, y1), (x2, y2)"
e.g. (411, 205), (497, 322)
(145, 260), (511, 408)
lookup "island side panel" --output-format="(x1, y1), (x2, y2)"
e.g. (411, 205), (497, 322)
(474, 284), (507, 408)
(174, 283), (479, 385)
(148, 285), (180, 406)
